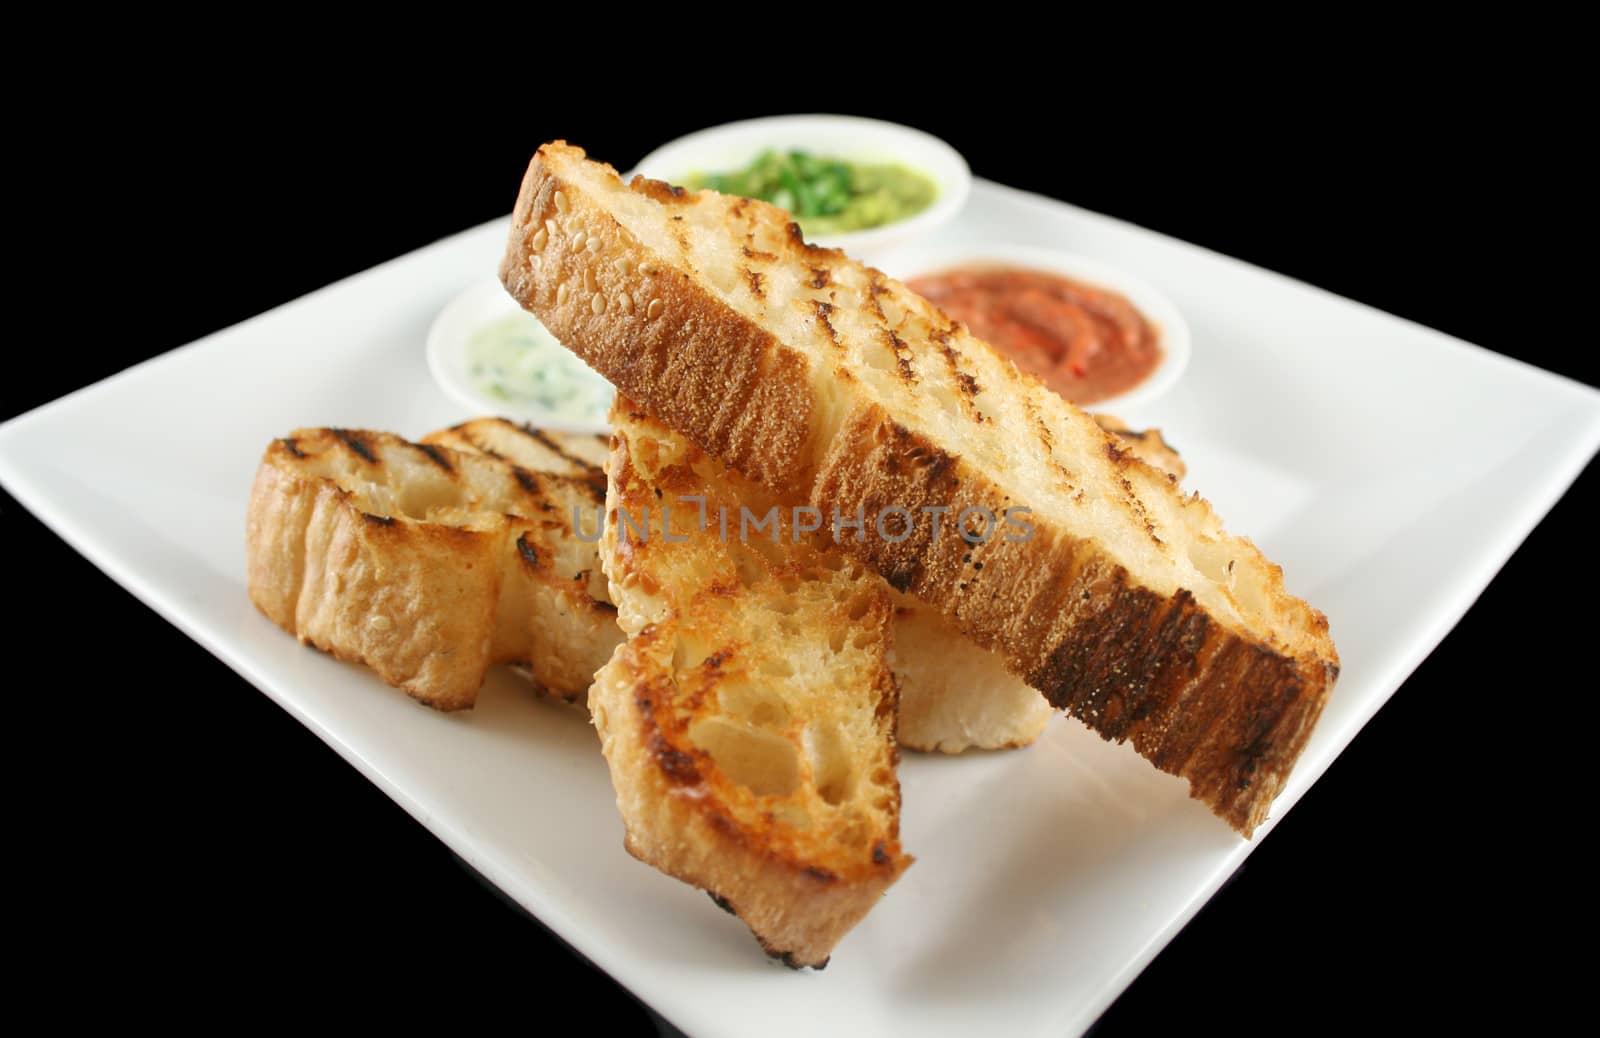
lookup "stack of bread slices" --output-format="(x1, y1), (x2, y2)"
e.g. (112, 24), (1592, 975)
(245, 142), (1337, 968)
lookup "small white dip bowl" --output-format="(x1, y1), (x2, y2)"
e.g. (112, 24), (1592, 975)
(631, 114), (971, 262)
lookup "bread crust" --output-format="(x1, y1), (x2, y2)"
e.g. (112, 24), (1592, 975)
(246, 428), (622, 708)
(592, 625), (909, 969)
(593, 408), (911, 966)
(500, 168), (815, 487)
(500, 142), (1338, 835)
(248, 438), (497, 709)
(815, 407), (1331, 832)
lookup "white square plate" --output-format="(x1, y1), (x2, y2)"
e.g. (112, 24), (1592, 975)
(3, 181), (1596, 1037)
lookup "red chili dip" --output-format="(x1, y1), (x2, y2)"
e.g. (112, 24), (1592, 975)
(907, 266), (1163, 405)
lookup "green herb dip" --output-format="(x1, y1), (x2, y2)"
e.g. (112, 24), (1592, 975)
(684, 150), (938, 237)
(466, 311), (613, 422)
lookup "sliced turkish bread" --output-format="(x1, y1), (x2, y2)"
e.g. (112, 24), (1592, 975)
(595, 403), (910, 966)
(245, 427), (622, 708)
(499, 142), (1339, 835)
(431, 418), (1050, 753)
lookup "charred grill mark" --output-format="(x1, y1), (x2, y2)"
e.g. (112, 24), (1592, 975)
(1024, 397), (1051, 448)
(279, 437), (306, 459)
(516, 532), (540, 570)
(886, 329), (918, 384)
(813, 300), (840, 346)
(649, 732), (701, 784)
(574, 468), (609, 498)
(635, 677), (702, 786)
(414, 442), (455, 472)
(1024, 395), (1075, 491)
(883, 561), (920, 592)
(511, 466), (541, 496)
(783, 222), (838, 256)
(933, 334), (982, 399)
(1112, 474), (1161, 545)
(517, 423), (605, 480)
(331, 428), (377, 464)
(862, 272), (919, 383)
(632, 177), (688, 204)
(863, 279), (888, 323)
(866, 270), (905, 325)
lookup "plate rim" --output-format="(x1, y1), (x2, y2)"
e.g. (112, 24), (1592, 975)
(3, 184), (1598, 1038)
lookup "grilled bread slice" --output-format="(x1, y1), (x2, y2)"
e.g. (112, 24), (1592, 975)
(431, 418), (1050, 753)
(499, 142), (1338, 835)
(418, 419), (619, 702)
(246, 427), (622, 708)
(595, 402), (911, 966)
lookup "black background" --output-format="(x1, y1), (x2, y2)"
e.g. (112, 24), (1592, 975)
(9, 47), (1593, 1032)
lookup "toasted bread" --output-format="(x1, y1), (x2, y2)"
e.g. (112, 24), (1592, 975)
(422, 419), (611, 478)
(430, 418), (1050, 753)
(245, 427), (622, 708)
(890, 598), (1051, 752)
(595, 402), (910, 966)
(499, 143), (1338, 835)
(1095, 415), (1186, 482)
